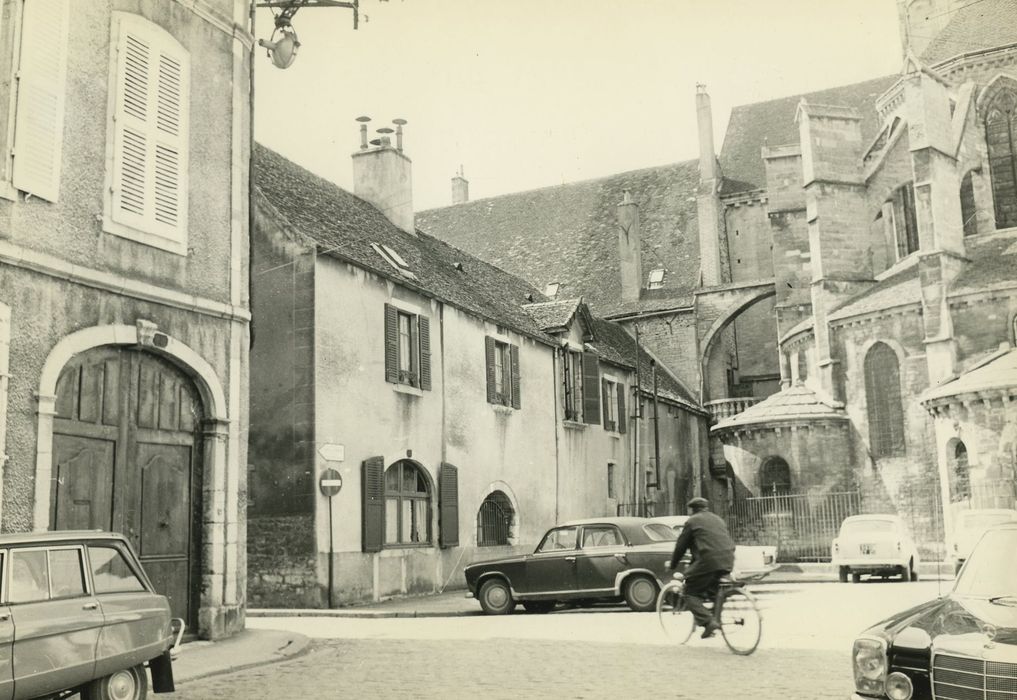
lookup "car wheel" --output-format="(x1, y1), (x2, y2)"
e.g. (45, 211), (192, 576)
(478, 578), (515, 615)
(83, 664), (148, 700)
(838, 566), (848, 583)
(623, 574), (658, 612)
(522, 601), (556, 614)
(851, 571), (861, 584)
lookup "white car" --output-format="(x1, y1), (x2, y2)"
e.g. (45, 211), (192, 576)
(831, 514), (920, 583)
(948, 508), (1017, 574)
(648, 515), (778, 580)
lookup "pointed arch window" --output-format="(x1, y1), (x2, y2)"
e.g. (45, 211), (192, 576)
(864, 343), (906, 458)
(948, 440), (971, 503)
(985, 88), (1017, 229)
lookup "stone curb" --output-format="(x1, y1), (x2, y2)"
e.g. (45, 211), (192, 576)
(174, 632), (313, 684)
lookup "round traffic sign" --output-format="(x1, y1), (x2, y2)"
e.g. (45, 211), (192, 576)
(319, 468), (343, 497)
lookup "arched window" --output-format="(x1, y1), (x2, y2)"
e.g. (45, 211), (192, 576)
(760, 457), (792, 496)
(384, 461), (432, 545)
(948, 440), (971, 503)
(985, 88), (1017, 229)
(796, 349), (808, 383)
(960, 171), (978, 236)
(864, 343), (906, 458)
(477, 491), (514, 546)
(887, 182), (919, 259)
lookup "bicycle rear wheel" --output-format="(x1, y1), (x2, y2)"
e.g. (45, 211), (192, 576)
(656, 583), (695, 644)
(718, 587), (762, 655)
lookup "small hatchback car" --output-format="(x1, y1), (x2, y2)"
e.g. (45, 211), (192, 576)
(832, 514), (921, 583)
(0, 530), (183, 700)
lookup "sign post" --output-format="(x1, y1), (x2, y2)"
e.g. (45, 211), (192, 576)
(319, 467), (343, 608)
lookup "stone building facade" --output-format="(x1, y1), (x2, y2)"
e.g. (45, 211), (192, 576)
(0, 0), (251, 639)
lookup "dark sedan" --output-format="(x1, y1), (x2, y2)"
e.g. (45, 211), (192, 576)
(463, 517), (679, 615)
(850, 522), (1017, 700)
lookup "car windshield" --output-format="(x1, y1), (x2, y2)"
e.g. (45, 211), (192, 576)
(841, 519), (896, 535)
(643, 523), (676, 541)
(953, 528), (1017, 598)
(958, 513), (1016, 530)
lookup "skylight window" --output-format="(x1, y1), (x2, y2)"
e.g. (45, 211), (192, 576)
(647, 268), (665, 289)
(544, 282), (560, 297)
(371, 242), (417, 280)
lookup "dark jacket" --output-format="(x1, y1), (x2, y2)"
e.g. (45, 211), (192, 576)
(670, 510), (735, 576)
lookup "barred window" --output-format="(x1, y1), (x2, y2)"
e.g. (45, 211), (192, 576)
(864, 343), (906, 458)
(477, 491), (514, 547)
(760, 457), (792, 495)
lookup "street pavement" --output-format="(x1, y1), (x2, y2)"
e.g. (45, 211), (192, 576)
(165, 580), (950, 698)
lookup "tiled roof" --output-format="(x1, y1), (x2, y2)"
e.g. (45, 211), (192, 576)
(719, 75), (899, 195)
(921, 0), (1017, 66)
(415, 161), (702, 318)
(828, 257), (922, 322)
(951, 228), (1017, 295)
(922, 346), (1017, 404)
(712, 383), (847, 432)
(254, 144), (552, 342)
(522, 299), (581, 332)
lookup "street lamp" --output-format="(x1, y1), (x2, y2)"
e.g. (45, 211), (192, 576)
(257, 0), (361, 70)
(259, 22), (300, 69)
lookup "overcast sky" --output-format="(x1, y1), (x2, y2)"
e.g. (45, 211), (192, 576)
(253, 0), (903, 211)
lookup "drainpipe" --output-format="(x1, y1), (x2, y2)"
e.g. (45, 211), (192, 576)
(649, 359), (661, 490)
(552, 346), (561, 524)
(632, 325), (641, 512)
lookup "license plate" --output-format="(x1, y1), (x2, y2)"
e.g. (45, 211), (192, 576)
(859, 544), (875, 555)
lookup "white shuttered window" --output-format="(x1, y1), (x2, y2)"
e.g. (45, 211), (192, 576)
(105, 13), (189, 253)
(12, 0), (70, 202)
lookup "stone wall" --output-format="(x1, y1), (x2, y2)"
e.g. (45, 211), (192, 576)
(247, 514), (319, 608)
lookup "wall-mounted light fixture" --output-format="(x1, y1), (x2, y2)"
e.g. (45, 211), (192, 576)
(257, 0), (361, 70)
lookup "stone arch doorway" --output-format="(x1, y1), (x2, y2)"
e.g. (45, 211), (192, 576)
(50, 345), (204, 630)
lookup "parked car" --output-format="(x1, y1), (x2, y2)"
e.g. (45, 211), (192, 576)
(463, 517), (677, 615)
(832, 514), (920, 583)
(849, 522), (1016, 700)
(0, 530), (183, 700)
(948, 508), (1017, 574)
(647, 515), (778, 580)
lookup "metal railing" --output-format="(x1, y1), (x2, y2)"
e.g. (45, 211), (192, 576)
(951, 479), (1017, 510)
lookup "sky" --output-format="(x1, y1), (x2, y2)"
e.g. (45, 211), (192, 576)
(253, 0), (904, 211)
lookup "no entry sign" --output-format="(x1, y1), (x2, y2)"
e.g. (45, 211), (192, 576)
(319, 468), (343, 497)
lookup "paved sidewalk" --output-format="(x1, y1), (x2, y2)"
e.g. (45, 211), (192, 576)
(172, 628), (311, 683)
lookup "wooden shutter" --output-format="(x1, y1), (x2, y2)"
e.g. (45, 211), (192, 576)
(439, 463), (459, 548)
(484, 336), (497, 404)
(418, 315), (432, 391)
(601, 378), (611, 429)
(510, 344), (521, 409)
(110, 15), (189, 242)
(617, 385), (627, 434)
(11, 0), (70, 202)
(581, 352), (601, 425)
(362, 456), (385, 553)
(384, 304), (399, 383)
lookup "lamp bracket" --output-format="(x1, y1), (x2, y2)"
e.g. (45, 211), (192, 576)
(257, 0), (360, 30)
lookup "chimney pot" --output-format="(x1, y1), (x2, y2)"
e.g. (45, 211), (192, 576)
(356, 115), (371, 150)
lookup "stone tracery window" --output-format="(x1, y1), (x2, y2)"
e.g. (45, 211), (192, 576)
(864, 342), (906, 458)
(985, 88), (1017, 230)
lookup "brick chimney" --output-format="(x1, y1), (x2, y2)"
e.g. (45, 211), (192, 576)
(617, 189), (642, 302)
(351, 117), (415, 235)
(451, 165), (469, 204)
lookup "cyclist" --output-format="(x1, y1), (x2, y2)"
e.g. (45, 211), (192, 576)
(665, 497), (736, 638)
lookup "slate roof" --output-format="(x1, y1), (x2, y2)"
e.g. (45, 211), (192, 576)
(827, 257), (923, 322)
(254, 144), (551, 342)
(922, 346), (1017, 404)
(951, 228), (1017, 295)
(415, 160), (702, 318)
(921, 0), (1017, 66)
(719, 75), (899, 195)
(522, 299), (582, 332)
(712, 383), (847, 432)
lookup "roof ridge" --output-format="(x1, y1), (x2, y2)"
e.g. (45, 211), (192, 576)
(726, 74), (898, 113)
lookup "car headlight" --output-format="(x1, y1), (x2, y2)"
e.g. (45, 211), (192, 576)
(852, 637), (887, 695)
(885, 671), (914, 700)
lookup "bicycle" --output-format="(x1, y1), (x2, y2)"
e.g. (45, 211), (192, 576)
(656, 571), (762, 655)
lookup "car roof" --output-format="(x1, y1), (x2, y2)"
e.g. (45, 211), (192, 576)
(0, 530), (129, 546)
(649, 515), (688, 524)
(560, 517), (651, 528)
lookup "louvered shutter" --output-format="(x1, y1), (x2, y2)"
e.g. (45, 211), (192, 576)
(418, 315), (432, 391)
(510, 344), (521, 409)
(617, 385), (627, 434)
(11, 0), (70, 202)
(602, 378), (611, 429)
(581, 352), (601, 425)
(362, 457), (385, 553)
(383, 304), (399, 383)
(484, 337), (497, 404)
(439, 463), (459, 548)
(110, 15), (188, 243)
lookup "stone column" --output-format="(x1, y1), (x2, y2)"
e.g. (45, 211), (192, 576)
(696, 86), (725, 286)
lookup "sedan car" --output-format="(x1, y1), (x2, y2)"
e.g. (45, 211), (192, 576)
(832, 514), (921, 583)
(948, 508), (1017, 574)
(463, 517), (677, 615)
(850, 522), (1016, 700)
(0, 530), (183, 700)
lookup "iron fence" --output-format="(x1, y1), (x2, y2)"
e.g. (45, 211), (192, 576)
(952, 479), (1017, 510)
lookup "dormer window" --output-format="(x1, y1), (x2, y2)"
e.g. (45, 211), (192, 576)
(372, 242), (417, 280)
(544, 282), (560, 298)
(647, 268), (665, 289)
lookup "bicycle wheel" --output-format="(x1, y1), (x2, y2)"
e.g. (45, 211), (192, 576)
(656, 583), (695, 644)
(718, 587), (762, 655)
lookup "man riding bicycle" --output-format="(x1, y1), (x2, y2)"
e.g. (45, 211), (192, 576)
(666, 497), (735, 638)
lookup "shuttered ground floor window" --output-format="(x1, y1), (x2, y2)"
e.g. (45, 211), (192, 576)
(384, 461), (431, 545)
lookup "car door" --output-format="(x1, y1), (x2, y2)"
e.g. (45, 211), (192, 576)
(522, 526), (578, 596)
(0, 551), (13, 700)
(9, 546), (103, 700)
(575, 525), (627, 595)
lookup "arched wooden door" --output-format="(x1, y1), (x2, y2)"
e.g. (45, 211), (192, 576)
(50, 346), (203, 628)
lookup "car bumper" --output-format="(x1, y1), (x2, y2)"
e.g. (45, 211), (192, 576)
(834, 559), (909, 571)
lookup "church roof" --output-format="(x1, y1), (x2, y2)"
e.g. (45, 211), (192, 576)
(415, 160), (702, 318)
(712, 382), (847, 433)
(719, 75), (898, 195)
(951, 228), (1017, 295)
(922, 345), (1017, 405)
(828, 257), (923, 322)
(921, 0), (1017, 66)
